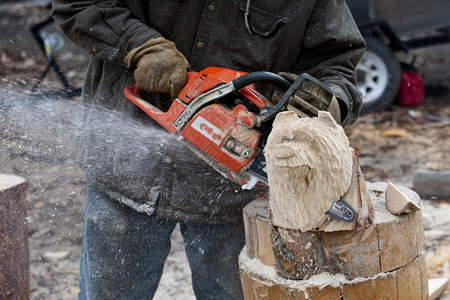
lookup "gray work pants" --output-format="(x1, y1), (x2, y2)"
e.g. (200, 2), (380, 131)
(78, 184), (245, 300)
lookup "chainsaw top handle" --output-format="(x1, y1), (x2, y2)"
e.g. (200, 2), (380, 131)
(232, 71), (332, 125)
(175, 71), (292, 130)
(231, 71), (328, 125)
(231, 71), (291, 91)
(254, 73), (332, 124)
(231, 71), (296, 125)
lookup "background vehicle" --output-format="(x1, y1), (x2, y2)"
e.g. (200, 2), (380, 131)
(346, 0), (450, 113)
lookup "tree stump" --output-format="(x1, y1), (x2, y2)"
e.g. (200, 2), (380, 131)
(239, 182), (428, 299)
(0, 174), (29, 300)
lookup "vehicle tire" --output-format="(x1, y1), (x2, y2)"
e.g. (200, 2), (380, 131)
(357, 36), (402, 114)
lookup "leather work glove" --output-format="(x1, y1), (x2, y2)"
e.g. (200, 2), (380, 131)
(272, 72), (342, 124)
(124, 37), (190, 99)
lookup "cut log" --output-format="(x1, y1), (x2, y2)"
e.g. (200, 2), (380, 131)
(265, 111), (371, 232)
(413, 169), (450, 199)
(240, 250), (428, 300)
(386, 181), (421, 215)
(0, 174), (29, 300)
(240, 182), (428, 298)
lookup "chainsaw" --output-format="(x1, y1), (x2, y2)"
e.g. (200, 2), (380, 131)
(124, 67), (356, 223)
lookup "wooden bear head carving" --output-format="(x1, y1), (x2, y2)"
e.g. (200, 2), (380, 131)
(265, 111), (353, 231)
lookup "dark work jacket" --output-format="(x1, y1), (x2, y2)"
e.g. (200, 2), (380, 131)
(52, 0), (365, 224)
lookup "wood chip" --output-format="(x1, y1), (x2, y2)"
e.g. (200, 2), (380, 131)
(43, 251), (69, 260)
(385, 181), (421, 215)
(61, 268), (79, 275)
(428, 278), (449, 300)
(68, 286), (80, 295)
(426, 244), (450, 277)
(380, 128), (407, 137)
(0, 173), (26, 191)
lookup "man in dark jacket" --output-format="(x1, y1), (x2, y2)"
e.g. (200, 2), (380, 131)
(52, 0), (365, 298)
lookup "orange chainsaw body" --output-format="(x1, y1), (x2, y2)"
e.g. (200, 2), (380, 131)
(124, 67), (271, 178)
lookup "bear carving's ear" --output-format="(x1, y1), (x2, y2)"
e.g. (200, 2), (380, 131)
(318, 111), (338, 127)
(273, 111), (299, 128)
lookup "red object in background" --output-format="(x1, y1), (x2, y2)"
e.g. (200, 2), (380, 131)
(398, 71), (424, 106)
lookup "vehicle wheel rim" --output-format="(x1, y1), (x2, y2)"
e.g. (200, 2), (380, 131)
(356, 51), (390, 104)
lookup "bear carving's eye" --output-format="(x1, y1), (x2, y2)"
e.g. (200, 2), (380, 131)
(280, 136), (296, 143)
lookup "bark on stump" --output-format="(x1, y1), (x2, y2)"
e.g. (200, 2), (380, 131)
(0, 174), (29, 300)
(239, 182), (428, 299)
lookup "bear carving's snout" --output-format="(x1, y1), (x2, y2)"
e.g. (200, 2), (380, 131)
(273, 144), (296, 159)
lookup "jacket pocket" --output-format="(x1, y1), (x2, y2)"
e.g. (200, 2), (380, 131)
(226, 4), (287, 71)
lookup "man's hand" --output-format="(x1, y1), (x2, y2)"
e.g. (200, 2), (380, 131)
(272, 72), (342, 124)
(124, 37), (190, 99)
